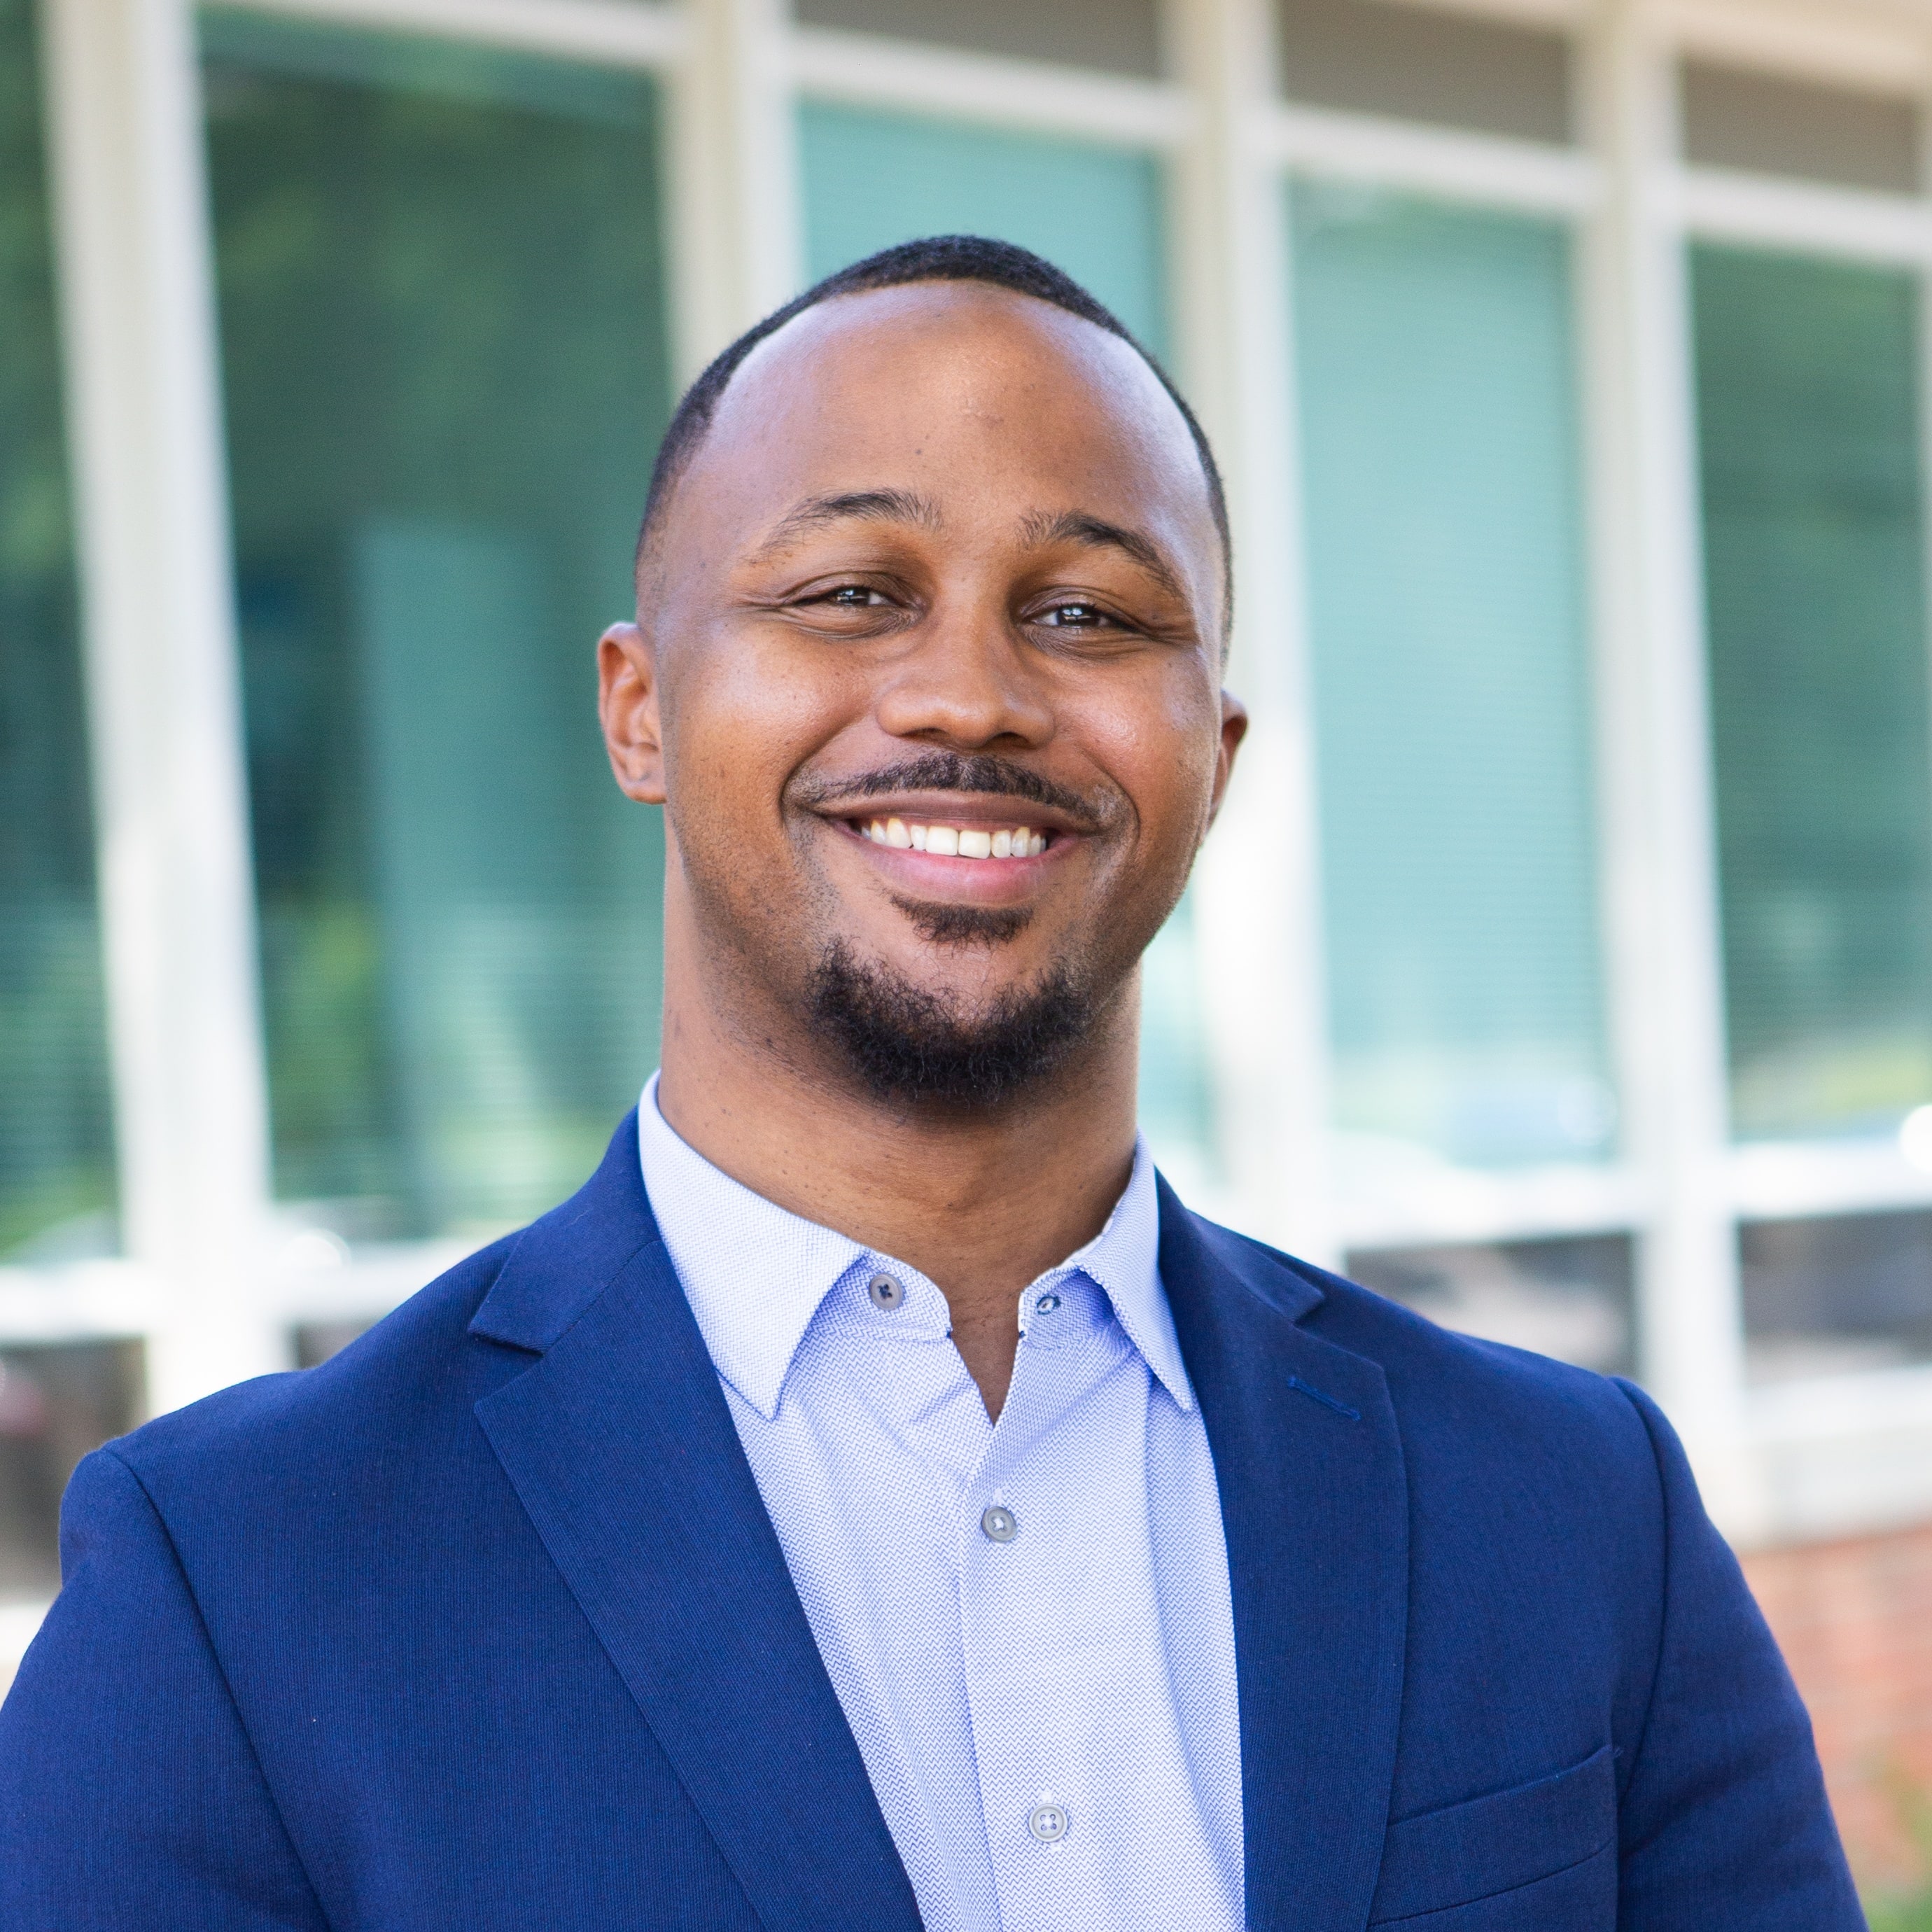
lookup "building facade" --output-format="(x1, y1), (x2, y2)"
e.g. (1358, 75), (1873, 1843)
(4, 0), (1932, 1886)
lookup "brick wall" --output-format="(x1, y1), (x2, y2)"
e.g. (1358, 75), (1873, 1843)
(1744, 1520), (1932, 1889)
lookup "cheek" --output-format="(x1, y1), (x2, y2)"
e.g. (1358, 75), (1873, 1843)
(659, 625), (850, 834)
(1077, 668), (1223, 858)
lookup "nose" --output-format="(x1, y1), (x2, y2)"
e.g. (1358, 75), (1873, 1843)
(872, 614), (1054, 752)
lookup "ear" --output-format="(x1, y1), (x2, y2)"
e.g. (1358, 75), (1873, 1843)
(598, 622), (667, 804)
(1204, 689), (1248, 832)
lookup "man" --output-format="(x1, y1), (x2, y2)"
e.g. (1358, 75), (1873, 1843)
(1, 237), (1859, 1929)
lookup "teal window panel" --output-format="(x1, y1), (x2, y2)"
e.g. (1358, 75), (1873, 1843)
(799, 103), (1168, 357)
(1292, 184), (1611, 1169)
(203, 11), (672, 1236)
(0, 0), (117, 1261)
(799, 104), (1213, 1173)
(1692, 246), (1932, 1142)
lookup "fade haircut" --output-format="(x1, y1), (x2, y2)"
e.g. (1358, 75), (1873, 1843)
(634, 234), (1233, 629)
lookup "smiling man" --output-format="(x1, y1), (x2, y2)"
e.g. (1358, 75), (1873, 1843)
(1, 239), (1860, 1931)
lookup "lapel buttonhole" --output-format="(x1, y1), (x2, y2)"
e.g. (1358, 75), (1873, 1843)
(1286, 1375), (1362, 1421)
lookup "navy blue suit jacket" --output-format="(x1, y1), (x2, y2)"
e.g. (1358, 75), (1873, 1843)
(1, 1116), (1861, 1928)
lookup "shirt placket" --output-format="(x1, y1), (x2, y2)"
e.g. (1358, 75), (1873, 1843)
(956, 1274), (1126, 1932)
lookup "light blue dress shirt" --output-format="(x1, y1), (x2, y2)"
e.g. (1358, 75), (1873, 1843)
(636, 1077), (1243, 1932)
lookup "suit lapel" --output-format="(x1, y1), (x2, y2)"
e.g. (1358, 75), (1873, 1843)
(1158, 1182), (1410, 1932)
(469, 1121), (923, 1932)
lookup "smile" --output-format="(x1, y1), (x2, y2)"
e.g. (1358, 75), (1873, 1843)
(853, 818), (1050, 860)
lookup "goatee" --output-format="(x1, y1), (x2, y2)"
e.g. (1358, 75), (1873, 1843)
(808, 939), (1094, 1107)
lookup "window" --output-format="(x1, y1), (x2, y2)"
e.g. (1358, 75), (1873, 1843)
(0, 0), (116, 1264)
(0, 1343), (143, 1600)
(1742, 1210), (1932, 1385)
(798, 105), (1168, 351)
(1681, 62), (1920, 195)
(795, 0), (1163, 79)
(203, 13), (673, 1238)
(1348, 1233), (1634, 1374)
(1276, 0), (1574, 145)
(1292, 185), (1609, 1175)
(1692, 245), (1932, 1144)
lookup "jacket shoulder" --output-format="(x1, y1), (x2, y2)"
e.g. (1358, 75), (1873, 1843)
(104, 1231), (524, 1502)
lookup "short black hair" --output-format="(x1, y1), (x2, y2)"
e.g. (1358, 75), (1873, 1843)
(634, 234), (1232, 626)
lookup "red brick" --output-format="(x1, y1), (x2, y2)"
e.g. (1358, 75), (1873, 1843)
(1743, 1520), (1932, 1889)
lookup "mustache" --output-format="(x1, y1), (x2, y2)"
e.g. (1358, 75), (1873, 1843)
(792, 752), (1110, 829)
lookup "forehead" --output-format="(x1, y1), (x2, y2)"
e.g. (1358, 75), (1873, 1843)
(673, 283), (1221, 588)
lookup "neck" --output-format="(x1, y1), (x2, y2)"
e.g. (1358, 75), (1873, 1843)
(652, 902), (1141, 1418)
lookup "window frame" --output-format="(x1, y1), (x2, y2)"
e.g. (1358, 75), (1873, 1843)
(10, 0), (1932, 1634)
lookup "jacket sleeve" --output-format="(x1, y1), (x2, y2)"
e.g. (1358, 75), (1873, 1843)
(1611, 1380), (1865, 1931)
(0, 1448), (326, 1931)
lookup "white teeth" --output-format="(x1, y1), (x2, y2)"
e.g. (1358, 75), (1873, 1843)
(860, 818), (1051, 858)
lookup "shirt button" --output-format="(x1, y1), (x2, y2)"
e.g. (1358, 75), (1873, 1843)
(980, 1504), (1019, 1543)
(1034, 1292), (1060, 1314)
(1028, 1802), (1070, 1844)
(867, 1273), (905, 1312)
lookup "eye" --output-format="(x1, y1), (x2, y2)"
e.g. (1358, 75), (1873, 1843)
(816, 584), (889, 608)
(1036, 600), (1117, 630)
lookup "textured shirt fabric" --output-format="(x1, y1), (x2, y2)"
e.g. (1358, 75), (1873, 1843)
(636, 1076), (1244, 1932)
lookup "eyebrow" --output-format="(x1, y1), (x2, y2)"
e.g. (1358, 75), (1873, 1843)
(747, 488), (941, 564)
(1018, 509), (1189, 604)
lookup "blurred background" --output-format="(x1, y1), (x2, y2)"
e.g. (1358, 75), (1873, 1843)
(6, 0), (1932, 1907)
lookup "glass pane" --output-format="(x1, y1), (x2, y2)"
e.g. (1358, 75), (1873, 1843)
(1682, 62), (1920, 195)
(1347, 1234), (1633, 1373)
(204, 13), (671, 1238)
(0, 1341), (143, 1602)
(1277, 0), (1572, 145)
(796, 0), (1161, 80)
(1692, 246), (1932, 1142)
(293, 1320), (371, 1369)
(799, 104), (1168, 355)
(800, 104), (1214, 1179)
(1741, 1210), (1932, 1384)
(0, 0), (117, 1263)
(1292, 185), (1609, 1172)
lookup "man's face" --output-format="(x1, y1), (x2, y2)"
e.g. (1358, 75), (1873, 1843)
(602, 283), (1244, 1104)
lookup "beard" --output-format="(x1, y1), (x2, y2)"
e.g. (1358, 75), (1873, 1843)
(808, 937), (1098, 1107)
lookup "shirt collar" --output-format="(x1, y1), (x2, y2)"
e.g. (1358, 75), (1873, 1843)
(635, 1073), (1194, 1420)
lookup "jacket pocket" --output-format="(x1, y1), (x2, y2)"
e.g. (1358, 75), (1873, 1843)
(1368, 1743), (1618, 1924)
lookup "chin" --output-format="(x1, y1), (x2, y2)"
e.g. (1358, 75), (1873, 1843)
(808, 937), (1096, 1109)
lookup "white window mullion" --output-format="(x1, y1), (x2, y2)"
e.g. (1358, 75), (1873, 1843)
(1253, 101), (1602, 216)
(1674, 166), (1932, 268)
(1578, 1), (1754, 1522)
(668, 0), (803, 382)
(40, 0), (285, 1413)
(1164, 0), (1340, 1264)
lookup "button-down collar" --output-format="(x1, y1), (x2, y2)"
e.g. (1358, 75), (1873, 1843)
(635, 1073), (1194, 1420)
